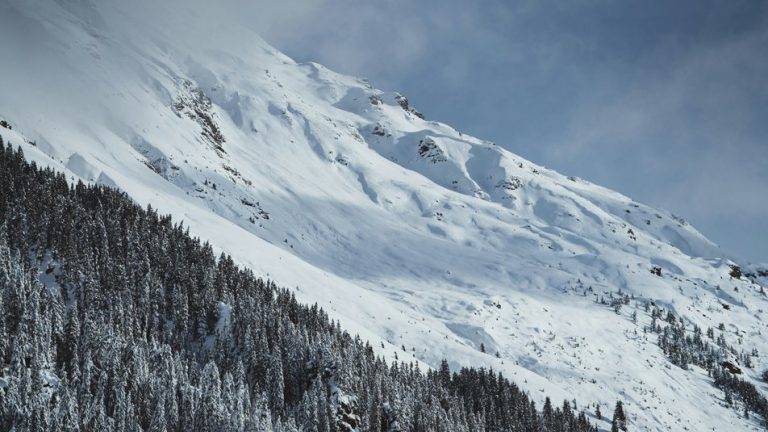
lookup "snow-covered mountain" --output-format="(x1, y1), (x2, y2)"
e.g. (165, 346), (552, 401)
(1, 1), (766, 430)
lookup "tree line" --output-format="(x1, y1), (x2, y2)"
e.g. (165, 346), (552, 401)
(0, 140), (603, 431)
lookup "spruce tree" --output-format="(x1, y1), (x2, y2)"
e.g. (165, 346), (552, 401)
(611, 401), (627, 431)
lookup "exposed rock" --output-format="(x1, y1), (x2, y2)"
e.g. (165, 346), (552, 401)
(173, 80), (226, 155)
(721, 361), (742, 375)
(496, 177), (523, 192)
(371, 124), (387, 136)
(394, 93), (425, 119)
(729, 265), (742, 279)
(417, 137), (446, 163)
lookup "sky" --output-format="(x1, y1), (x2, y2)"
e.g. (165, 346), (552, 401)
(235, 0), (768, 262)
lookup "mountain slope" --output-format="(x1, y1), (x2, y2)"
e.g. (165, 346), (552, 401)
(1, 1), (767, 430)
(0, 144), (598, 431)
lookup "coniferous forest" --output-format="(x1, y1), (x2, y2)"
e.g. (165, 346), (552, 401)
(0, 140), (602, 431)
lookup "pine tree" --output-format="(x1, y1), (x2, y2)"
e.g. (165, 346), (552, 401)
(267, 350), (286, 416)
(611, 401), (627, 431)
(543, 397), (554, 430)
(611, 419), (619, 432)
(438, 360), (451, 387)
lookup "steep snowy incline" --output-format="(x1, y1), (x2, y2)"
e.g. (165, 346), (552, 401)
(2, 1), (767, 430)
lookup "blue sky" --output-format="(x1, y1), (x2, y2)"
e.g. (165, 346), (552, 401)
(245, 0), (767, 262)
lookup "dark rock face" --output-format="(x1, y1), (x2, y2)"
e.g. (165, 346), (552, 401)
(721, 361), (742, 375)
(729, 265), (742, 279)
(173, 80), (226, 155)
(418, 137), (446, 163)
(395, 93), (425, 119)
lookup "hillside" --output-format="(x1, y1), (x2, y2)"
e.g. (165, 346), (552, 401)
(1, 0), (767, 430)
(0, 141), (601, 431)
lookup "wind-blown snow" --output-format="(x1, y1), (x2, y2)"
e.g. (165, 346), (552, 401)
(1, 1), (767, 430)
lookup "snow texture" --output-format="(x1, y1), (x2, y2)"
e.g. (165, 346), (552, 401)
(1, 1), (766, 430)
